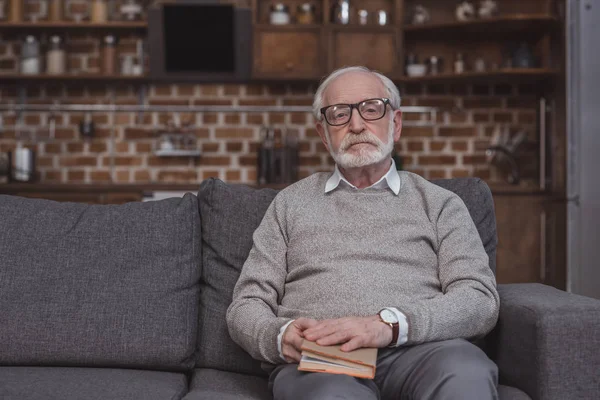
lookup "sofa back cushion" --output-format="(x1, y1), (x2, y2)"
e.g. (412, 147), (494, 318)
(196, 179), (277, 376)
(0, 194), (201, 371)
(195, 177), (497, 375)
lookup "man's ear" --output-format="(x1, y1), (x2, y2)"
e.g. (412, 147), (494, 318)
(316, 121), (330, 153)
(393, 109), (403, 142)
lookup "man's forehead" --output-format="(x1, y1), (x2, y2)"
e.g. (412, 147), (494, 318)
(323, 72), (386, 105)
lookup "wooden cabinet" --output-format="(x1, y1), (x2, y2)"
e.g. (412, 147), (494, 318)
(253, 28), (324, 78)
(330, 29), (398, 74)
(493, 193), (566, 287)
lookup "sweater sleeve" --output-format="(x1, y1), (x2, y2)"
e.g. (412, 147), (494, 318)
(226, 194), (292, 364)
(397, 193), (500, 345)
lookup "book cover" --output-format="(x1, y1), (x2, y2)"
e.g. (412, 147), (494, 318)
(297, 339), (378, 379)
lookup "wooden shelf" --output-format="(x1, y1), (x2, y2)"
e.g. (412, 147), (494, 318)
(0, 21), (147, 30)
(0, 73), (150, 82)
(328, 24), (397, 34)
(254, 23), (322, 32)
(404, 14), (558, 36)
(399, 68), (560, 83)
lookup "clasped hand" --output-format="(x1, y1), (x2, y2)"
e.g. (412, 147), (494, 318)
(281, 316), (392, 363)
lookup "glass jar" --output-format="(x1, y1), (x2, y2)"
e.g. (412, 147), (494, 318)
(269, 3), (290, 25)
(46, 35), (66, 75)
(48, 0), (63, 21)
(102, 35), (117, 75)
(91, 0), (108, 22)
(9, 0), (23, 22)
(20, 35), (41, 75)
(296, 3), (315, 25)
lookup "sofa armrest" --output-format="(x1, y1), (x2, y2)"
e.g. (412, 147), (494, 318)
(490, 283), (600, 400)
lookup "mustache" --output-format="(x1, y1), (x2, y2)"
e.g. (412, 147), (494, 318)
(340, 132), (382, 151)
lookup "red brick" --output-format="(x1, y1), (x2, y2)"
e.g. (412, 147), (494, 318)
(267, 85), (287, 95)
(283, 98), (313, 106)
(135, 142), (152, 152)
(153, 85), (173, 96)
(115, 170), (131, 183)
(223, 85), (240, 95)
(194, 128), (210, 139)
(54, 128), (76, 140)
(115, 142), (130, 153)
(193, 99), (232, 106)
(430, 141), (446, 151)
(239, 99), (277, 106)
(268, 113), (286, 124)
(215, 128), (254, 139)
(107, 156), (143, 166)
(148, 99), (189, 106)
(177, 85), (197, 96)
(406, 141), (424, 151)
(450, 169), (471, 178)
(134, 170), (151, 182)
(125, 128), (155, 139)
(226, 142), (243, 152)
(239, 155), (257, 166)
(462, 98), (503, 108)
(291, 113), (308, 124)
(200, 85), (219, 96)
(493, 112), (513, 123)
(451, 141), (469, 151)
(224, 114), (241, 124)
(201, 156), (232, 166)
(147, 157), (190, 167)
(67, 142), (84, 152)
(225, 170), (241, 181)
(473, 112), (490, 122)
(449, 111), (468, 123)
(44, 170), (62, 182)
(202, 113), (218, 124)
(402, 126), (434, 137)
(439, 126), (477, 137)
(247, 114), (264, 125)
(418, 155), (456, 165)
(518, 111), (536, 124)
(45, 143), (62, 154)
(157, 170), (198, 182)
(60, 156), (98, 167)
(36, 156), (54, 167)
(300, 156), (322, 166)
(67, 170), (85, 182)
(463, 155), (488, 164)
(428, 169), (447, 179)
(246, 84), (264, 96)
(202, 142), (220, 153)
(201, 169), (221, 180)
(415, 98), (456, 109)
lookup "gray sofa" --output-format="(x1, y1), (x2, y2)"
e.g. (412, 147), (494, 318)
(1, 177), (598, 400)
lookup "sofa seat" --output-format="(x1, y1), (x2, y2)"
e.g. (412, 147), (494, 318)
(0, 367), (188, 400)
(181, 368), (530, 400)
(182, 369), (271, 400)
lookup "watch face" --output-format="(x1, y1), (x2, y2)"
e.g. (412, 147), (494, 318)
(380, 309), (398, 323)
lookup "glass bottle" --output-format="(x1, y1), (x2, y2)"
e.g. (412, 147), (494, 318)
(20, 35), (41, 75)
(90, 0), (108, 22)
(9, 0), (23, 22)
(454, 53), (465, 74)
(46, 35), (66, 75)
(102, 35), (117, 75)
(48, 0), (63, 21)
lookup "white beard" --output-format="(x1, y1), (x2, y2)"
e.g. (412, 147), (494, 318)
(326, 117), (395, 169)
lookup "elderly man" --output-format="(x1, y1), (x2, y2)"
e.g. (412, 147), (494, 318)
(226, 66), (500, 400)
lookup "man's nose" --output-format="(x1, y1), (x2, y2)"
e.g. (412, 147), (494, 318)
(348, 107), (365, 133)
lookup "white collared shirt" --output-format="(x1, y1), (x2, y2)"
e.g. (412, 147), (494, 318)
(325, 159), (401, 195)
(277, 159), (409, 361)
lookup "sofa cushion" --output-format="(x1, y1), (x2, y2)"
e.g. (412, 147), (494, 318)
(180, 369), (528, 400)
(182, 369), (271, 400)
(430, 178), (497, 274)
(0, 194), (201, 370)
(196, 179), (277, 376)
(0, 367), (188, 400)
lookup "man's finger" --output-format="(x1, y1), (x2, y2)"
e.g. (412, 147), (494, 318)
(316, 330), (351, 346)
(283, 347), (302, 363)
(340, 336), (363, 352)
(294, 317), (319, 331)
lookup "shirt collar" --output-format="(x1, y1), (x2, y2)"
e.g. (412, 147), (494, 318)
(325, 159), (400, 195)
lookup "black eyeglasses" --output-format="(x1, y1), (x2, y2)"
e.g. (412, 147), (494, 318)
(320, 98), (393, 126)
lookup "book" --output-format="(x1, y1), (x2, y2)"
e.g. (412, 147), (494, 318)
(297, 339), (378, 379)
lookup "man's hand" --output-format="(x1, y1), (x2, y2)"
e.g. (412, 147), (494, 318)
(302, 315), (392, 352)
(281, 317), (318, 363)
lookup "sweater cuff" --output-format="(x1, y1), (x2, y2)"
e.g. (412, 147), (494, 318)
(386, 307), (409, 347)
(277, 320), (295, 361)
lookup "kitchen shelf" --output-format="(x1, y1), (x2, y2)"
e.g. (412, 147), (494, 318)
(0, 21), (147, 30)
(254, 23), (322, 31)
(400, 68), (560, 83)
(153, 149), (201, 158)
(404, 14), (558, 36)
(329, 24), (397, 34)
(0, 73), (150, 82)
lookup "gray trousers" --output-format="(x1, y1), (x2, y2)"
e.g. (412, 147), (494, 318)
(268, 338), (498, 400)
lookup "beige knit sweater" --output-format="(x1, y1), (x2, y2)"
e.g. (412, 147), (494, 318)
(226, 171), (499, 364)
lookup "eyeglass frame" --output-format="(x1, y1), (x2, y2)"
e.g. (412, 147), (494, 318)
(319, 98), (394, 126)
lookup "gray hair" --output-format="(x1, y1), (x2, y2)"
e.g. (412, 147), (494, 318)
(312, 66), (402, 121)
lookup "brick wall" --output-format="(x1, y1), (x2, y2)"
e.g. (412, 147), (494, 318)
(0, 27), (540, 184)
(0, 80), (540, 184)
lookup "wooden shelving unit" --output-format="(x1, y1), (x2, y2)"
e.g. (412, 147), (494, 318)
(400, 68), (560, 83)
(0, 21), (147, 30)
(403, 14), (559, 35)
(0, 73), (149, 82)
